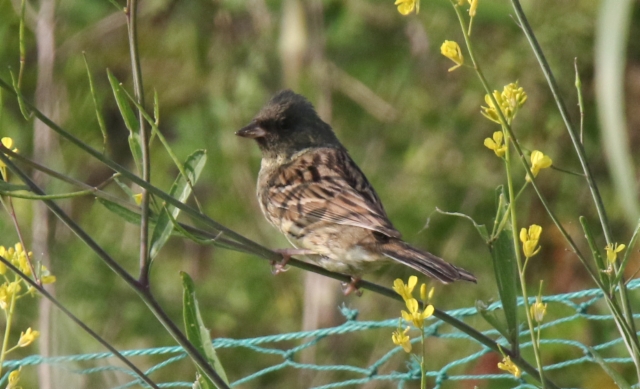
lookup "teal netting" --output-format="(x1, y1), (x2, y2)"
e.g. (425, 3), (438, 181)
(2, 279), (639, 388)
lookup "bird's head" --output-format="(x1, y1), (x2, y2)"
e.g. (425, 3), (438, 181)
(236, 90), (341, 159)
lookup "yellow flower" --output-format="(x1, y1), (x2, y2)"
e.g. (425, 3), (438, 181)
(502, 82), (527, 111)
(605, 243), (625, 265)
(484, 131), (507, 158)
(40, 265), (56, 284)
(1, 137), (19, 179)
(419, 284), (434, 302)
(1, 137), (18, 163)
(394, 0), (419, 15)
(498, 355), (521, 378)
(0, 281), (20, 311)
(17, 250), (32, 277)
(0, 284), (10, 311)
(0, 246), (7, 275)
(133, 193), (143, 205)
(7, 368), (20, 389)
(520, 224), (542, 258)
(393, 276), (418, 302)
(526, 150), (553, 181)
(530, 295), (547, 323)
(7, 280), (21, 295)
(392, 326), (412, 353)
(17, 327), (40, 347)
(440, 40), (464, 72)
(481, 82), (527, 124)
(468, 0), (478, 17)
(401, 298), (434, 329)
(480, 91), (503, 124)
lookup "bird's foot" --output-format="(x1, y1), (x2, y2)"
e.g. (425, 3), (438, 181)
(271, 248), (315, 275)
(341, 277), (362, 297)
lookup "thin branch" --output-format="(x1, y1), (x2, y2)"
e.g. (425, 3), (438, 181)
(0, 255), (160, 389)
(0, 153), (230, 389)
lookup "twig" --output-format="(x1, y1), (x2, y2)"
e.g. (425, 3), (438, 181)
(0, 255), (160, 389)
(0, 153), (230, 389)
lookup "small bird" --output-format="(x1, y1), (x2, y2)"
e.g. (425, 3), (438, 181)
(236, 90), (476, 291)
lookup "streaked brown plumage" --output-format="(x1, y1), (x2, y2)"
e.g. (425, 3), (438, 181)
(236, 90), (476, 284)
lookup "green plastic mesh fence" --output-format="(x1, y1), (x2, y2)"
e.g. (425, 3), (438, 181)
(2, 279), (639, 389)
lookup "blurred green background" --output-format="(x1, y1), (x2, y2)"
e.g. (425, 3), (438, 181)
(0, 0), (638, 387)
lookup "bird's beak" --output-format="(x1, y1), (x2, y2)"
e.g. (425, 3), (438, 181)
(236, 122), (267, 139)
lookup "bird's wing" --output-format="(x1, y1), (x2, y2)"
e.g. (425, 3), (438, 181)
(264, 147), (401, 238)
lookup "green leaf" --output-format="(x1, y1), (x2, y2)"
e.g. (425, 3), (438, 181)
(488, 186), (519, 352)
(83, 54), (108, 151)
(182, 272), (229, 388)
(107, 70), (142, 173)
(588, 347), (633, 389)
(0, 181), (30, 192)
(579, 216), (610, 290)
(166, 209), (223, 246)
(107, 70), (138, 135)
(150, 150), (207, 259)
(127, 132), (143, 175)
(489, 227), (519, 351)
(435, 207), (489, 242)
(113, 176), (135, 198)
(476, 300), (510, 340)
(97, 198), (145, 225)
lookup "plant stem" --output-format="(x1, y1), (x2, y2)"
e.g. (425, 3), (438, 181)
(0, 280), (17, 377)
(510, 0), (640, 376)
(421, 329), (426, 389)
(125, 0), (151, 286)
(504, 134), (545, 387)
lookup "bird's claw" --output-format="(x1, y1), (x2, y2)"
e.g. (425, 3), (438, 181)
(270, 260), (291, 275)
(341, 277), (362, 296)
(270, 248), (314, 275)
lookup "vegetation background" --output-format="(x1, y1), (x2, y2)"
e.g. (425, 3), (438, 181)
(0, 0), (638, 387)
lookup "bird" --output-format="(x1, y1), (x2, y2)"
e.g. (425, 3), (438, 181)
(236, 90), (476, 292)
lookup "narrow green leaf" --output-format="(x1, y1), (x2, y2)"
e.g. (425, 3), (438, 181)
(588, 347), (633, 389)
(166, 208), (223, 246)
(127, 132), (143, 175)
(435, 207), (489, 242)
(476, 300), (510, 340)
(108, 0), (123, 11)
(107, 70), (142, 173)
(106, 70), (138, 135)
(97, 198), (144, 225)
(182, 272), (229, 388)
(579, 216), (609, 290)
(0, 181), (30, 192)
(489, 227), (519, 350)
(113, 176), (137, 201)
(83, 54), (108, 151)
(150, 150), (207, 259)
(489, 186), (519, 352)
(0, 189), (93, 200)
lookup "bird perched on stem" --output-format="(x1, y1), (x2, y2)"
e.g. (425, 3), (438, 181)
(236, 90), (476, 294)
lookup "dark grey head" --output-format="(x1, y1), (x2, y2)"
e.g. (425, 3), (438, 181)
(236, 90), (342, 158)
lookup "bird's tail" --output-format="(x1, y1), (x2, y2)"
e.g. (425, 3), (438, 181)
(380, 240), (476, 284)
